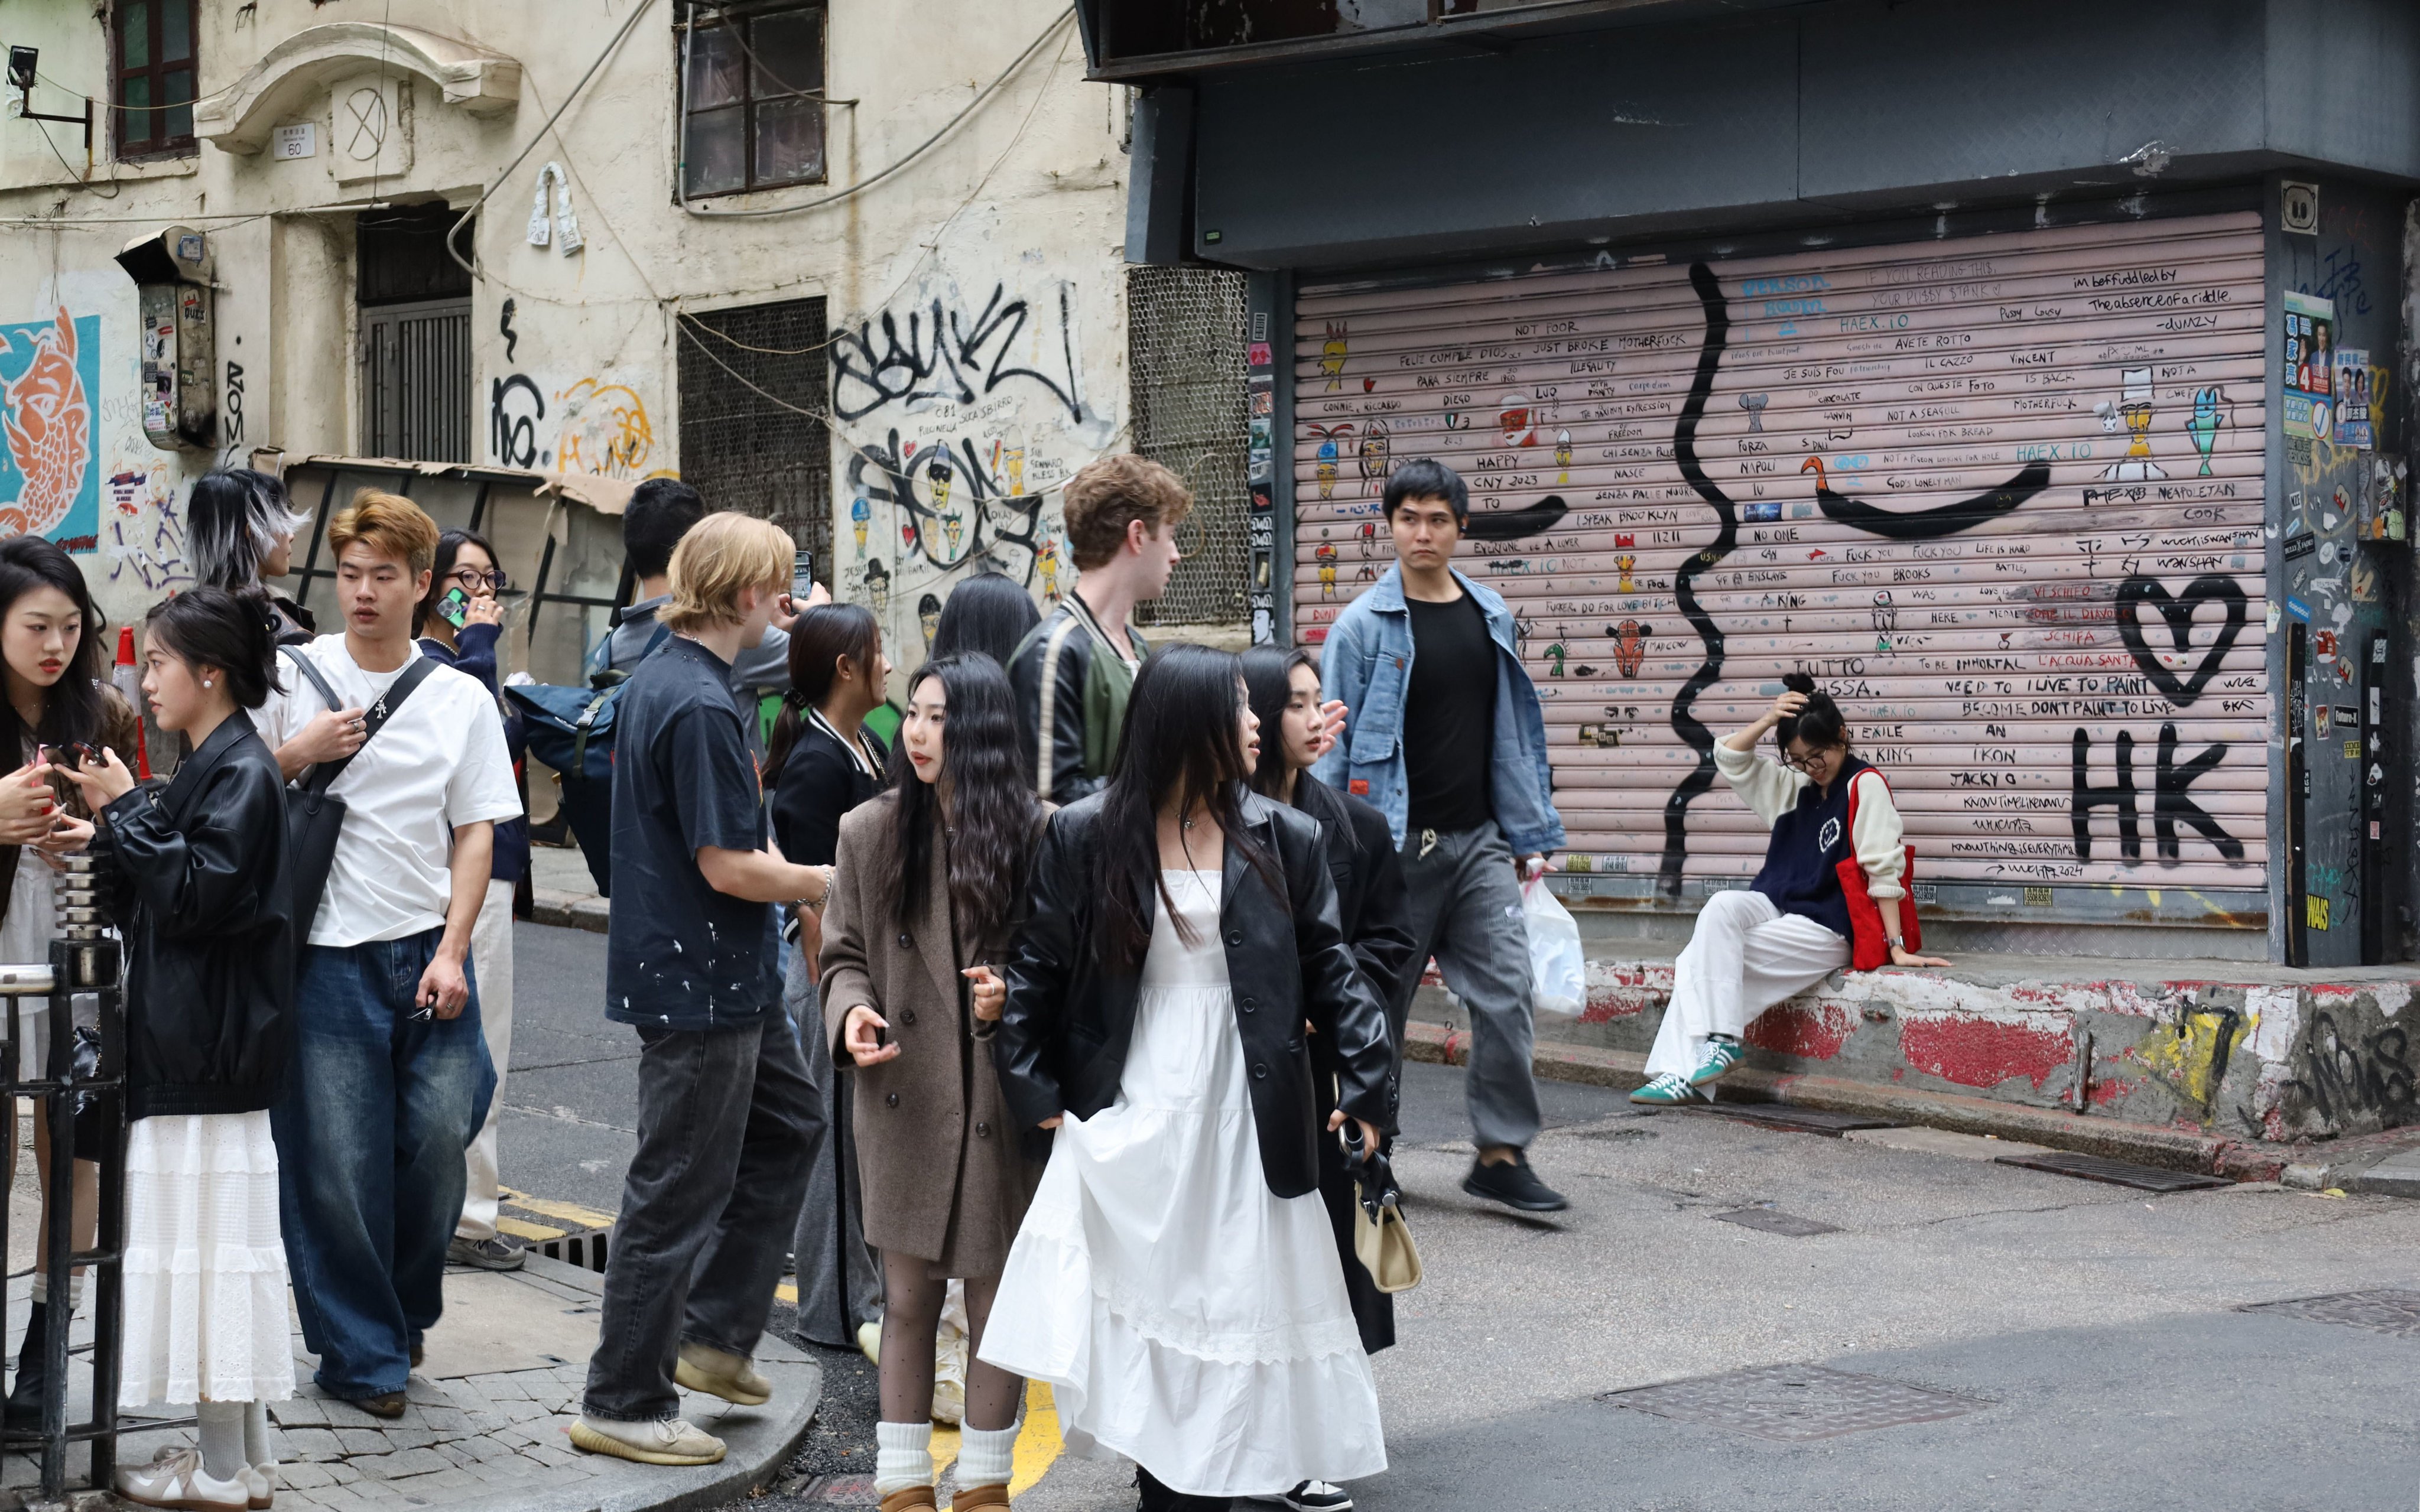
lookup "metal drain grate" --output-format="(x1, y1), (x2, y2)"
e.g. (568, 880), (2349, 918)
(1714, 1207), (1842, 1237)
(2240, 1289), (2420, 1338)
(1703, 1103), (1902, 1137)
(537, 1226), (612, 1272)
(1992, 1151), (2230, 1192)
(1603, 1363), (1989, 1441)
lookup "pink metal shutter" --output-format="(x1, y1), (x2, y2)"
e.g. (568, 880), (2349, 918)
(1294, 212), (2266, 897)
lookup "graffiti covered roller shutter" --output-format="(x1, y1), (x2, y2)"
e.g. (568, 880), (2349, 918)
(1294, 213), (2265, 900)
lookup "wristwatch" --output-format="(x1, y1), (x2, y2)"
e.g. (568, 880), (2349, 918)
(1885, 934), (1905, 950)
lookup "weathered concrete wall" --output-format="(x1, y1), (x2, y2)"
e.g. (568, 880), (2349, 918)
(0, 0), (1128, 668)
(1419, 951), (2418, 1143)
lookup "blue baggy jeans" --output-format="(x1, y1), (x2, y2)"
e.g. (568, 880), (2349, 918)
(272, 927), (492, 1400)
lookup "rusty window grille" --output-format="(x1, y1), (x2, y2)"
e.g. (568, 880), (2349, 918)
(676, 0), (828, 197)
(675, 298), (832, 563)
(1128, 265), (1249, 627)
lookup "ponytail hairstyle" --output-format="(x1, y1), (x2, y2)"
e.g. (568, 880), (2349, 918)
(764, 604), (881, 789)
(1775, 671), (1850, 754)
(144, 586), (282, 709)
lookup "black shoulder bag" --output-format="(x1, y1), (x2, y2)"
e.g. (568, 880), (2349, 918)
(280, 648), (439, 952)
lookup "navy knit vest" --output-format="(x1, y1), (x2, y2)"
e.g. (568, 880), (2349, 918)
(1750, 755), (1873, 939)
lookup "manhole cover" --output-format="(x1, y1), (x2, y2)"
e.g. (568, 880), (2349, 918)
(1704, 1103), (1902, 1136)
(1603, 1363), (1989, 1441)
(803, 1473), (877, 1504)
(1992, 1151), (2229, 1192)
(1713, 1207), (1842, 1237)
(2240, 1289), (2420, 1338)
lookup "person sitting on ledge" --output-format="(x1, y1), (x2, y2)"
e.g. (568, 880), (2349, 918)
(1632, 673), (1948, 1107)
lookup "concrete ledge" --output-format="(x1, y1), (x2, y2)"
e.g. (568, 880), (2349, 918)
(532, 886), (610, 934)
(1404, 1019), (2315, 1181)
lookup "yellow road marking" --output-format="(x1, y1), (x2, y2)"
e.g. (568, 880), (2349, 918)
(933, 1424), (961, 1478)
(774, 1282), (797, 1305)
(495, 1216), (568, 1241)
(1009, 1380), (1063, 1498)
(497, 1188), (618, 1228)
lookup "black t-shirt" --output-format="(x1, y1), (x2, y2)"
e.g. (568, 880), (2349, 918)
(606, 636), (780, 1029)
(1402, 591), (1497, 833)
(769, 720), (889, 868)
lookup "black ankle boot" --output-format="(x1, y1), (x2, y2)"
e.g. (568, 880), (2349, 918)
(1136, 1466), (1231, 1512)
(5, 1300), (47, 1427)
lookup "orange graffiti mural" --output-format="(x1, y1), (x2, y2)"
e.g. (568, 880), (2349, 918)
(1, 310), (91, 536)
(553, 378), (656, 479)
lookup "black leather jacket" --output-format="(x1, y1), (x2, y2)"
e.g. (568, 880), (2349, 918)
(992, 788), (1395, 1199)
(93, 713), (294, 1119)
(1293, 774), (1418, 1121)
(1007, 597), (1148, 803)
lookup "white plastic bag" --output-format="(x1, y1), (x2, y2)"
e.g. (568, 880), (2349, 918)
(1522, 876), (1586, 1021)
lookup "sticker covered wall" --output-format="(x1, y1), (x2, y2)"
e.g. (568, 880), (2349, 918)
(1293, 213), (2268, 907)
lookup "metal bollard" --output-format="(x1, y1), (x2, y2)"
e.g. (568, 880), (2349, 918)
(0, 852), (128, 1504)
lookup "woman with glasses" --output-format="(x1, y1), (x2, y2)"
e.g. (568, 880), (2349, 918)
(1630, 672), (1948, 1107)
(411, 530), (532, 1270)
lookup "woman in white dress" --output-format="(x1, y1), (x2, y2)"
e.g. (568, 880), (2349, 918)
(983, 644), (1396, 1512)
(68, 588), (296, 1511)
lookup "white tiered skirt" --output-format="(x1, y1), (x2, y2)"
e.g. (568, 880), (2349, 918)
(980, 870), (1385, 1498)
(118, 1111), (295, 1408)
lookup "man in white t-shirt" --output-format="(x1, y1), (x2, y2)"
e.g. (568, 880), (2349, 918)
(258, 491), (522, 1417)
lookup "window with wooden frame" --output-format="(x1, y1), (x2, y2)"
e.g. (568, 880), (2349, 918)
(112, 0), (200, 160)
(677, 1), (828, 198)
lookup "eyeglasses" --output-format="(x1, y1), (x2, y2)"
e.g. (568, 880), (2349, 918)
(446, 567), (511, 592)
(1782, 749), (1834, 774)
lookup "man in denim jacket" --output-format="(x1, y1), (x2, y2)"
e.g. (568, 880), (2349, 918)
(1313, 459), (1570, 1212)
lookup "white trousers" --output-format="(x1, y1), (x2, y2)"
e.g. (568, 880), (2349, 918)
(456, 879), (517, 1242)
(1643, 890), (1850, 1078)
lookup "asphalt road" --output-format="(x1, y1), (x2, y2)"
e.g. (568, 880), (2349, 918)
(502, 922), (2420, 1510)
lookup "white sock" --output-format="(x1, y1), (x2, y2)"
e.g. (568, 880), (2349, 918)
(956, 1422), (1018, 1488)
(243, 1400), (274, 1468)
(26, 1274), (83, 1311)
(197, 1400), (246, 1483)
(873, 1420), (934, 1497)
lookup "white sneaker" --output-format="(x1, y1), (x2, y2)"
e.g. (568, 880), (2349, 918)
(115, 1446), (251, 1511)
(567, 1413), (727, 1465)
(243, 1462), (277, 1508)
(1281, 1481), (1354, 1511)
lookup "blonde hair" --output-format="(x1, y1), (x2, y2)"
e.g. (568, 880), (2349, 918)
(328, 489), (439, 575)
(660, 512), (792, 633)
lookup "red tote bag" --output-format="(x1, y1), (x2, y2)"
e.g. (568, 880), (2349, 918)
(1833, 769), (1921, 972)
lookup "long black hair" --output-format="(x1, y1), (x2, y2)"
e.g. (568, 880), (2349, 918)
(765, 604), (881, 789)
(1097, 643), (1281, 967)
(1775, 671), (1850, 753)
(929, 571), (1040, 668)
(145, 587), (281, 710)
(1240, 645), (1318, 801)
(0, 536), (108, 759)
(881, 653), (1042, 950)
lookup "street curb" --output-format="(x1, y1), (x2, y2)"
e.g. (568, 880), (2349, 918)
(533, 886), (610, 934)
(446, 1253), (821, 1512)
(1403, 1020), (2348, 1183)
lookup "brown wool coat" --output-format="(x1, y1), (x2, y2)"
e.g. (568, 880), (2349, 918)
(819, 794), (1041, 1276)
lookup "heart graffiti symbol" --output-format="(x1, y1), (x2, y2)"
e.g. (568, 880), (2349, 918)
(2114, 574), (2247, 707)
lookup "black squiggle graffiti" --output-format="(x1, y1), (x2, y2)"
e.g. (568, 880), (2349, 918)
(830, 285), (1087, 425)
(2288, 1012), (2413, 1126)
(491, 374), (545, 469)
(1463, 495), (1569, 542)
(2114, 573), (2246, 707)
(1661, 263), (1737, 898)
(501, 297), (519, 363)
(846, 430), (1047, 583)
(2070, 723), (2243, 863)
(1798, 454), (2048, 539)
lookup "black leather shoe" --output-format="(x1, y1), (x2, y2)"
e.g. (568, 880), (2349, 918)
(1463, 1150), (1569, 1212)
(4, 1301), (47, 1427)
(1136, 1465), (1231, 1511)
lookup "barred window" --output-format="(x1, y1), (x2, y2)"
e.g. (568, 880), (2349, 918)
(675, 299), (833, 563)
(677, 1), (827, 198)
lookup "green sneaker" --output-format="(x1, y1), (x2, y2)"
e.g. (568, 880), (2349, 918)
(1690, 1035), (1746, 1087)
(1629, 1071), (1707, 1106)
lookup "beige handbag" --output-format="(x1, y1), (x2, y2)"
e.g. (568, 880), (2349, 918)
(1351, 1192), (1423, 1294)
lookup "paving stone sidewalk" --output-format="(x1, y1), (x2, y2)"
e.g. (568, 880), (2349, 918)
(0, 1251), (817, 1512)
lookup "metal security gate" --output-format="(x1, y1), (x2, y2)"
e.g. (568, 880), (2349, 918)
(1130, 265), (1253, 627)
(1293, 212), (2266, 924)
(362, 298), (472, 462)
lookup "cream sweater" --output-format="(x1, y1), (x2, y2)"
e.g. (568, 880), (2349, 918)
(1713, 742), (1908, 901)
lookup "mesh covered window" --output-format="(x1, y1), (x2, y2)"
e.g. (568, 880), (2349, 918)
(675, 299), (832, 565)
(1128, 265), (1249, 626)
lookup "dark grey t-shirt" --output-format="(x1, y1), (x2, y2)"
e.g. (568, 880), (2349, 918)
(605, 636), (779, 1029)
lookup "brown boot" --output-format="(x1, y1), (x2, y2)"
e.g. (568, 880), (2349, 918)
(953, 1485), (1010, 1511)
(879, 1489), (937, 1512)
